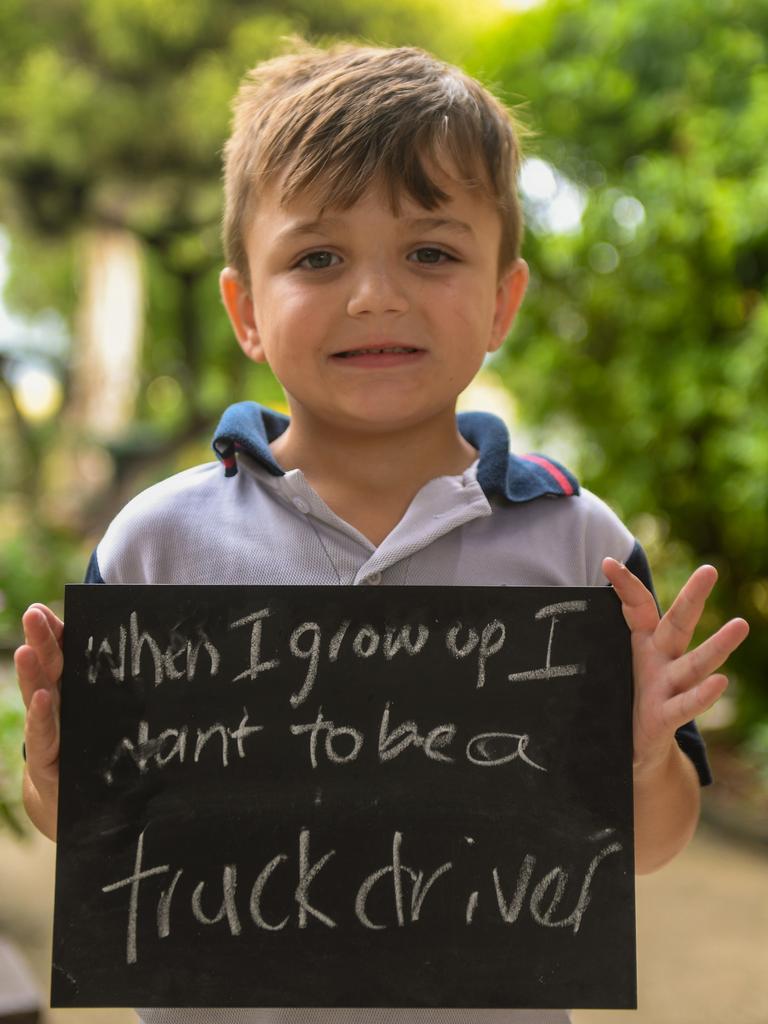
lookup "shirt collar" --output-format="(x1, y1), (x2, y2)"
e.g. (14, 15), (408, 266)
(212, 401), (579, 503)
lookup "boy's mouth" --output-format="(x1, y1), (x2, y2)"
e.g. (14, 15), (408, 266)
(334, 345), (421, 358)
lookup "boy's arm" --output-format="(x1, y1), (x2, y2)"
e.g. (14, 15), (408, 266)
(14, 604), (63, 842)
(602, 558), (749, 874)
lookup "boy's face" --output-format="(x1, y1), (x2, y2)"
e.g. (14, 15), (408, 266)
(220, 162), (528, 438)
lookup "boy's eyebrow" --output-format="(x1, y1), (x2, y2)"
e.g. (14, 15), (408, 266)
(275, 215), (475, 242)
(403, 216), (475, 236)
(275, 217), (344, 242)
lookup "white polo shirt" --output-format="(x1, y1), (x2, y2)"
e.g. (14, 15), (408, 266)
(86, 402), (709, 1024)
(92, 403), (634, 593)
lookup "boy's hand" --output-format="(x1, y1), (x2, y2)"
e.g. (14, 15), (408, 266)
(14, 603), (64, 840)
(602, 558), (750, 778)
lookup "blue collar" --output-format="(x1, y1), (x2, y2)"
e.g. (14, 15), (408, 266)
(212, 401), (579, 503)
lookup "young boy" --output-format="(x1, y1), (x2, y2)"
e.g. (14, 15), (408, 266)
(15, 39), (748, 1024)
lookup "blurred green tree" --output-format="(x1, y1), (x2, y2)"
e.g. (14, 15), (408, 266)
(0, 0), (479, 622)
(468, 0), (768, 734)
(0, 0), (765, 838)
(0, 0), (486, 829)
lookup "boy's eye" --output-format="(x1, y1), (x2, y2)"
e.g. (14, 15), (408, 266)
(411, 247), (452, 265)
(296, 251), (339, 270)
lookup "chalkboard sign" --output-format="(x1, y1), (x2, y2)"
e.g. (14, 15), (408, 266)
(52, 585), (636, 1009)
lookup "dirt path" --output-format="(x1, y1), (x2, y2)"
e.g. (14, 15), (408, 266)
(572, 824), (768, 1024)
(1, 823), (766, 1023)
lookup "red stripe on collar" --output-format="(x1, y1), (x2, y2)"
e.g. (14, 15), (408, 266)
(520, 454), (576, 496)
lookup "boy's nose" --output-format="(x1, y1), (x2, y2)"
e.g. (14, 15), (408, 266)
(346, 266), (409, 317)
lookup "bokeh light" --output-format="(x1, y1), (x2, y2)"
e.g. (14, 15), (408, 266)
(12, 364), (63, 422)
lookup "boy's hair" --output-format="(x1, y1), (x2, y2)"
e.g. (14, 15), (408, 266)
(222, 39), (529, 284)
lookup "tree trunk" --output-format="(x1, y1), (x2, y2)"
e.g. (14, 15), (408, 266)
(69, 228), (144, 438)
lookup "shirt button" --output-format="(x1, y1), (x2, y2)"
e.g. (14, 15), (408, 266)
(366, 571), (382, 585)
(292, 497), (310, 514)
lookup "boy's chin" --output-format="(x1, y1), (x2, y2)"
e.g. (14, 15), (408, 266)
(320, 403), (460, 435)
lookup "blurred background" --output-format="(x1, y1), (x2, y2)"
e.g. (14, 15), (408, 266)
(0, 0), (766, 1020)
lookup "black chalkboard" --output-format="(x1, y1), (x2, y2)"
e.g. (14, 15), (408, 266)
(52, 584), (636, 1009)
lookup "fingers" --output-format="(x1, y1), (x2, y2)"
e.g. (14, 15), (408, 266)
(16, 606), (64, 714)
(24, 687), (60, 783)
(655, 565), (718, 658)
(605, 558), (747, 667)
(661, 674), (730, 732)
(667, 616), (750, 695)
(602, 557), (660, 633)
(21, 605), (64, 682)
(22, 688), (60, 841)
(26, 603), (64, 644)
(14, 645), (49, 710)
(16, 606), (63, 840)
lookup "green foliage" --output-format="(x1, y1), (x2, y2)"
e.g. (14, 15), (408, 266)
(0, 526), (84, 646)
(1, 0), (766, 834)
(744, 721), (768, 785)
(0, 0), (475, 831)
(468, 0), (768, 733)
(0, 685), (26, 836)
(0, 0), (469, 264)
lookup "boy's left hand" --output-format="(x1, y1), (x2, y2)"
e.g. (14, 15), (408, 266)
(602, 558), (750, 778)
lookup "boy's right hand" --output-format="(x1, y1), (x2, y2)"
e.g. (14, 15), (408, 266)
(14, 604), (63, 841)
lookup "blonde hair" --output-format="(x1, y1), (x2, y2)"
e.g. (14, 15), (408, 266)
(222, 39), (529, 283)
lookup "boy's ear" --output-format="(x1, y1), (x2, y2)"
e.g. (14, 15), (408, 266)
(219, 267), (265, 363)
(488, 258), (529, 353)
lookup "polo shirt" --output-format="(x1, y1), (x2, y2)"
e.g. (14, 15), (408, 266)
(85, 401), (710, 1024)
(90, 401), (653, 593)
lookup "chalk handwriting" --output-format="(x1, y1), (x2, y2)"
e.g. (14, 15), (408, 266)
(378, 703), (546, 771)
(445, 619), (505, 688)
(466, 732), (546, 771)
(100, 828), (622, 964)
(84, 601), (590, 696)
(102, 827), (337, 964)
(383, 623), (430, 660)
(508, 600), (588, 682)
(86, 613), (220, 686)
(290, 707), (364, 769)
(230, 608), (280, 682)
(378, 702), (456, 764)
(287, 620), (432, 707)
(355, 831), (453, 929)
(494, 834), (622, 934)
(288, 622), (322, 708)
(191, 866), (241, 936)
(103, 707), (263, 784)
(101, 829), (169, 965)
(103, 703), (546, 778)
(62, 586), (634, 1007)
